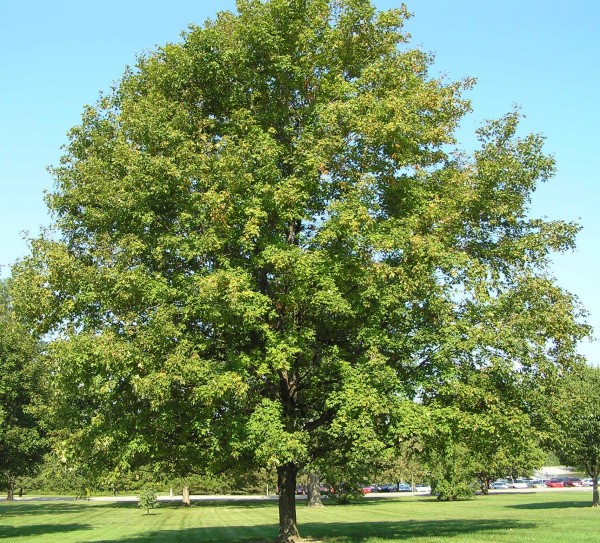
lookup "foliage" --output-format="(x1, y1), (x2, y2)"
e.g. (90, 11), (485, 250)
(422, 413), (478, 501)
(329, 483), (363, 505)
(422, 367), (546, 495)
(11, 0), (589, 539)
(138, 488), (159, 515)
(551, 364), (600, 506)
(17, 457), (97, 496)
(0, 279), (47, 498)
(544, 450), (561, 466)
(377, 440), (428, 487)
(18, 455), (271, 496)
(75, 485), (92, 500)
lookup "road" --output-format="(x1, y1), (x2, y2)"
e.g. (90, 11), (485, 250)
(0, 485), (594, 503)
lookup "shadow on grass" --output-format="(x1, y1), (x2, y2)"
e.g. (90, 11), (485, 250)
(508, 500), (592, 510)
(91, 518), (537, 543)
(301, 518), (538, 543)
(0, 499), (281, 517)
(0, 502), (91, 517)
(102, 499), (282, 511)
(0, 523), (92, 539)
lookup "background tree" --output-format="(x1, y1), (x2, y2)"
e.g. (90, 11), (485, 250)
(377, 439), (427, 490)
(551, 364), (600, 506)
(0, 279), (47, 500)
(423, 365), (545, 495)
(12, 0), (589, 540)
(419, 407), (478, 501)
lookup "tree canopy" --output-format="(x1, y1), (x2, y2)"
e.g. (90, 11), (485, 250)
(421, 368), (546, 499)
(0, 279), (47, 500)
(12, 0), (589, 540)
(551, 364), (600, 506)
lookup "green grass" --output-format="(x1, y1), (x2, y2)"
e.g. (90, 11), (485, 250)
(1, 492), (599, 542)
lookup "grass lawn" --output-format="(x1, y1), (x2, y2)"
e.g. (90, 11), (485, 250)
(1, 492), (599, 542)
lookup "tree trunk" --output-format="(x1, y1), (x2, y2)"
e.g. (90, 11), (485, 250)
(276, 462), (302, 543)
(7, 479), (15, 501)
(479, 475), (489, 495)
(182, 485), (191, 506)
(307, 471), (323, 508)
(593, 476), (599, 507)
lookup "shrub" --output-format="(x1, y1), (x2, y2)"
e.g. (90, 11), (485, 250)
(138, 489), (158, 515)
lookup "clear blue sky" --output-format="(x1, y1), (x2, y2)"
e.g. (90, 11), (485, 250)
(1, 1), (598, 361)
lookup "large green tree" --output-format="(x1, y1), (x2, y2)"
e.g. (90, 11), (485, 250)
(0, 279), (47, 500)
(13, 1), (588, 540)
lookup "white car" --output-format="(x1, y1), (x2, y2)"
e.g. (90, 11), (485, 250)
(511, 479), (529, 489)
(415, 484), (432, 493)
(581, 478), (595, 487)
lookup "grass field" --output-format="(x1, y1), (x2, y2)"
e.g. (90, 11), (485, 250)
(1, 492), (599, 542)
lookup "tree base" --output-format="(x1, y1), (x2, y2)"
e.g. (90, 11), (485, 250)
(275, 535), (304, 543)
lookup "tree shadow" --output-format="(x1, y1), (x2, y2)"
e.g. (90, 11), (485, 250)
(103, 499), (281, 511)
(0, 502), (91, 517)
(508, 500), (591, 510)
(91, 524), (275, 543)
(91, 517), (537, 543)
(355, 497), (440, 505)
(0, 523), (92, 539)
(300, 518), (537, 542)
(189, 499), (284, 510)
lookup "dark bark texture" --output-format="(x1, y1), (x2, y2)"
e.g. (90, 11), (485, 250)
(276, 463), (302, 542)
(6, 479), (14, 501)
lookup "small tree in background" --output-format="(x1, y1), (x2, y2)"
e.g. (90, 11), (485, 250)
(420, 407), (478, 501)
(552, 365), (600, 506)
(138, 488), (159, 515)
(378, 440), (428, 490)
(423, 367), (546, 496)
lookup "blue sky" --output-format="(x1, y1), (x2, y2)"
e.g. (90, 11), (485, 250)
(0, 1), (598, 361)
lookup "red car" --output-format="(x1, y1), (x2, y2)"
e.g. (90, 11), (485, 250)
(564, 477), (583, 487)
(545, 479), (565, 488)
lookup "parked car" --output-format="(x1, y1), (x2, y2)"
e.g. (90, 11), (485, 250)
(563, 477), (583, 487)
(376, 483), (398, 493)
(525, 478), (544, 488)
(545, 479), (565, 488)
(491, 480), (509, 489)
(397, 483), (412, 492)
(361, 485), (377, 494)
(581, 478), (594, 487)
(415, 484), (432, 493)
(510, 479), (529, 489)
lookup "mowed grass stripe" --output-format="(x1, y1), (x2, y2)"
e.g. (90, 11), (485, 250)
(1, 492), (598, 542)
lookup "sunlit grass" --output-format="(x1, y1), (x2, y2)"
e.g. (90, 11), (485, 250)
(1, 492), (598, 542)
